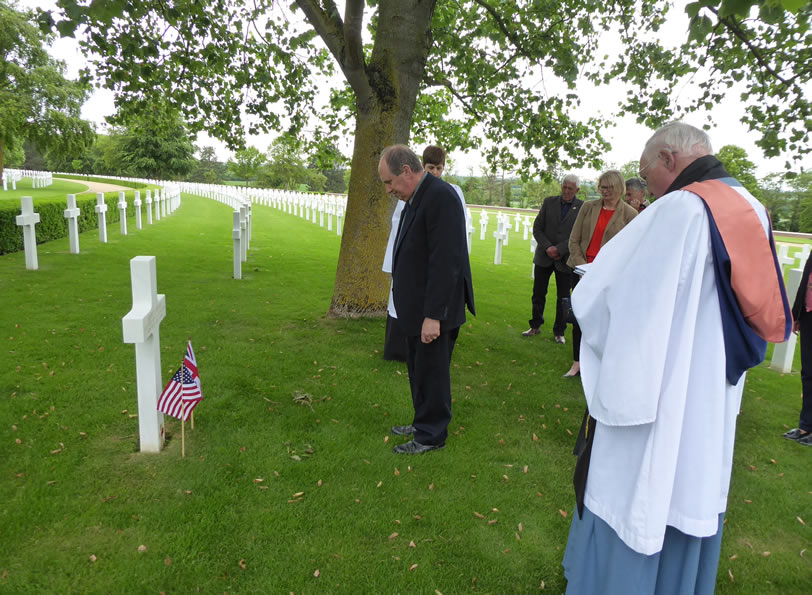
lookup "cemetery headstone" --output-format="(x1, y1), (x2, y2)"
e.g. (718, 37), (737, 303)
(121, 256), (166, 453)
(63, 194), (81, 254)
(134, 191), (142, 230)
(16, 196), (40, 270)
(145, 190), (153, 225)
(233, 211), (242, 279)
(95, 193), (108, 243)
(118, 191), (128, 235)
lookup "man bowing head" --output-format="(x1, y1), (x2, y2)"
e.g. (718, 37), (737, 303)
(378, 145), (475, 454)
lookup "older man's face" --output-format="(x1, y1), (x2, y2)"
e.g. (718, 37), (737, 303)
(638, 150), (674, 198)
(561, 181), (578, 202)
(379, 159), (417, 201)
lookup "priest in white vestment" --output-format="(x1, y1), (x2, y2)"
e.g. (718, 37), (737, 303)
(562, 122), (791, 594)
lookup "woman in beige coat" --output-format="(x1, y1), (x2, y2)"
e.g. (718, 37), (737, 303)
(563, 170), (638, 377)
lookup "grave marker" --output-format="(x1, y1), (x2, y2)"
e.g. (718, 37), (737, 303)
(118, 192), (128, 235)
(95, 193), (108, 243)
(15, 196), (40, 270)
(145, 190), (153, 224)
(121, 256), (166, 453)
(493, 219), (506, 265)
(233, 211), (242, 279)
(479, 210), (488, 241)
(240, 205), (248, 262)
(63, 194), (81, 254)
(155, 189), (161, 221)
(134, 191), (142, 229)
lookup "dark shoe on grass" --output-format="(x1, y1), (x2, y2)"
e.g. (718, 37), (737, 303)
(783, 428), (808, 440)
(798, 432), (812, 446)
(391, 425), (416, 437)
(522, 328), (540, 337)
(392, 440), (444, 454)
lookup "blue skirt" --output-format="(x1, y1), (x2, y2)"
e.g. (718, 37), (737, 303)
(562, 506), (724, 595)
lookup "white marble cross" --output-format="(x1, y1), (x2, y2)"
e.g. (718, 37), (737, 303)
(145, 190), (153, 225)
(776, 244), (796, 273)
(500, 213), (510, 246)
(154, 189), (161, 221)
(479, 210), (488, 240)
(134, 191), (143, 230)
(118, 191), (128, 235)
(514, 212), (521, 232)
(240, 205), (248, 262)
(327, 204), (334, 231)
(95, 193), (108, 243)
(16, 196), (40, 270)
(233, 210), (242, 279)
(523, 216), (532, 241)
(2, 176), (6, 191)
(63, 194), (81, 254)
(319, 202), (325, 228)
(121, 256), (166, 453)
(337, 207), (343, 236)
(493, 218), (507, 265)
(800, 243), (811, 265)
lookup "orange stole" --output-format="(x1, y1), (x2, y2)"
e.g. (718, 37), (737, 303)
(684, 180), (790, 343)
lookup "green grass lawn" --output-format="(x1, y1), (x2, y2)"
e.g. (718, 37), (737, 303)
(1, 195), (809, 593)
(0, 178), (96, 202)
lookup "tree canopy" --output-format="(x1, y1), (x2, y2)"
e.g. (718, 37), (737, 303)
(39, 0), (811, 315)
(0, 0), (94, 180)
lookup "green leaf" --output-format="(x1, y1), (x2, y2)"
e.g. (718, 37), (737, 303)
(781, 0), (808, 12)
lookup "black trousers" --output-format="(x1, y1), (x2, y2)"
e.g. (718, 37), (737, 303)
(571, 275), (582, 362)
(530, 264), (573, 335)
(798, 314), (812, 432)
(405, 326), (460, 446)
(383, 314), (408, 362)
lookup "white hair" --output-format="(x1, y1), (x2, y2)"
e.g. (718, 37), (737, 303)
(562, 174), (579, 186)
(643, 121), (713, 159)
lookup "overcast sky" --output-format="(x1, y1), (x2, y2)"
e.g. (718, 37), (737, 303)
(21, 0), (810, 181)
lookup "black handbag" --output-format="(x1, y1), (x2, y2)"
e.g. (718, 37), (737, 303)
(560, 296), (577, 324)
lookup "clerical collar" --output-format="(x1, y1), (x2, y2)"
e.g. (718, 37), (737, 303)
(666, 155), (730, 194)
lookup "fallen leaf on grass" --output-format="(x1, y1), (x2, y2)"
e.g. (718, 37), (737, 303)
(473, 511), (486, 519)
(238, 559), (246, 570)
(409, 564), (418, 572)
(292, 492), (304, 498)
(770, 459), (777, 464)
(798, 516), (806, 526)
(89, 555), (97, 562)
(313, 569), (320, 578)
(15, 439), (21, 445)
(409, 541), (416, 548)
(394, 467), (399, 476)
(748, 465), (757, 471)
(376, 481), (383, 488)
(540, 580), (545, 589)
(518, 523), (523, 532)
(253, 478), (264, 483)
(389, 533), (399, 540)
(532, 433), (538, 441)
(384, 436), (389, 444)
(743, 499), (752, 504)
(729, 554), (738, 560)
(137, 545), (147, 552)
(728, 569), (734, 583)
(761, 551), (771, 557)
(429, 483), (434, 491)
(164, 556), (172, 566)
(523, 465), (528, 473)
(488, 519), (498, 525)
(317, 479), (323, 487)
(559, 510), (568, 518)
(515, 532), (521, 541)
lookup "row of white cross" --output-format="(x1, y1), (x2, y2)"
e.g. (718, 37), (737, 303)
(2, 169), (24, 191)
(14, 187), (180, 270)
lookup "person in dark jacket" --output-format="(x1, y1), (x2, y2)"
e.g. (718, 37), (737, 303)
(787, 253), (812, 445)
(522, 175), (583, 343)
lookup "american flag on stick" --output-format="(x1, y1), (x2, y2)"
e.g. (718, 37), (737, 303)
(157, 341), (203, 421)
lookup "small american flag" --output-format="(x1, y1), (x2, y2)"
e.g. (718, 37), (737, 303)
(157, 341), (203, 421)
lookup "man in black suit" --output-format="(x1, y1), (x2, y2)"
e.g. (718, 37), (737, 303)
(788, 253), (812, 445)
(378, 145), (475, 454)
(523, 175), (583, 343)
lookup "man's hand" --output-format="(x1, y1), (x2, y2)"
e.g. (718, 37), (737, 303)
(546, 245), (560, 260)
(421, 317), (441, 343)
(793, 319), (800, 334)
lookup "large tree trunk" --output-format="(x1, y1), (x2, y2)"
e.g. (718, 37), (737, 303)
(325, 0), (436, 317)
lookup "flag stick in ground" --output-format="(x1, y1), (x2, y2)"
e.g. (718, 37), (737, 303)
(181, 402), (186, 458)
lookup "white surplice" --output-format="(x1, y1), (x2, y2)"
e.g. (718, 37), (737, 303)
(572, 186), (770, 555)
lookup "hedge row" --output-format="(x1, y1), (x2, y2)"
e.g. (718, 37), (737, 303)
(52, 174), (150, 189)
(0, 191), (145, 255)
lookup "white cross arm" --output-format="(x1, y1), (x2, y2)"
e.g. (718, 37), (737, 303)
(123, 295), (166, 344)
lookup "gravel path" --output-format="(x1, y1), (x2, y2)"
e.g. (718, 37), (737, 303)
(54, 178), (136, 194)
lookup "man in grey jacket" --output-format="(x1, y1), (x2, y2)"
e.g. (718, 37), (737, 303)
(523, 175), (583, 343)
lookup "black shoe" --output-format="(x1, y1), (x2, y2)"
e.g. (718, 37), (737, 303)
(392, 439), (445, 454)
(783, 428), (809, 440)
(799, 433), (812, 446)
(391, 425), (416, 436)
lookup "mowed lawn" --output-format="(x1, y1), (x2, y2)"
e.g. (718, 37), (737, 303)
(1, 189), (809, 593)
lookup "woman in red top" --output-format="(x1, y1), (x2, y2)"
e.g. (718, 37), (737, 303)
(563, 170), (638, 377)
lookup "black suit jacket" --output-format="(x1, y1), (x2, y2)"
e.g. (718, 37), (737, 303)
(392, 173), (475, 336)
(533, 194), (583, 272)
(792, 254), (812, 322)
